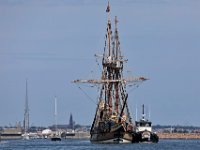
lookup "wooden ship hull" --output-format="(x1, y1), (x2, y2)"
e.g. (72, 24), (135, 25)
(91, 132), (132, 144)
(90, 122), (134, 143)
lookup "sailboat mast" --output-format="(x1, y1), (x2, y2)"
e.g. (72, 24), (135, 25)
(54, 97), (58, 131)
(24, 79), (29, 133)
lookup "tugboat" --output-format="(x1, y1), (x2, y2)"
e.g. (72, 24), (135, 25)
(73, 0), (148, 143)
(135, 104), (159, 143)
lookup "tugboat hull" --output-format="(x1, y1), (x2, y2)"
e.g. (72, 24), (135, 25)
(137, 131), (159, 143)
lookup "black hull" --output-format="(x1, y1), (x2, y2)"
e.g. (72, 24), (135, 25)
(51, 137), (61, 141)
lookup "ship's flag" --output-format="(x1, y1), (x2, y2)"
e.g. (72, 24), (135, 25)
(106, 2), (110, 12)
(106, 6), (110, 12)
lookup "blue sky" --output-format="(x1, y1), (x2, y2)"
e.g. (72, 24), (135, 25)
(0, 0), (200, 127)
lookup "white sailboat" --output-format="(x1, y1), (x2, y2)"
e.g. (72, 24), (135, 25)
(51, 97), (61, 141)
(22, 79), (30, 140)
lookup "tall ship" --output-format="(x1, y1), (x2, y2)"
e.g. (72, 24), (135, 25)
(73, 1), (148, 143)
(135, 104), (159, 143)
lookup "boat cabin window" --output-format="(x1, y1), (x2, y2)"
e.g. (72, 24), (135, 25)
(136, 122), (151, 127)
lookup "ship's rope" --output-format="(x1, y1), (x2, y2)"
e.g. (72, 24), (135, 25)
(95, 57), (102, 72)
(76, 85), (97, 105)
(127, 82), (141, 93)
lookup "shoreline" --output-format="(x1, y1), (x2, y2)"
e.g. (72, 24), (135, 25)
(157, 133), (200, 139)
(1, 132), (200, 140)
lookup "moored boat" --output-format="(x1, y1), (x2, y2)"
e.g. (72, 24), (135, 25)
(51, 134), (61, 141)
(51, 97), (61, 141)
(0, 127), (22, 140)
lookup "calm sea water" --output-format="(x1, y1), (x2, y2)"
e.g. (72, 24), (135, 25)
(1, 139), (200, 150)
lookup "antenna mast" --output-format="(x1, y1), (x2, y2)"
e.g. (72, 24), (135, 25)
(142, 104), (145, 120)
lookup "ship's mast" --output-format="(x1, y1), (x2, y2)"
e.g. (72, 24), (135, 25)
(106, 0), (113, 116)
(114, 16), (119, 115)
(24, 79), (29, 133)
(114, 16), (119, 58)
(106, 0), (111, 57)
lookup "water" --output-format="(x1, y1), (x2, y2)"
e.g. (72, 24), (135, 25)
(1, 139), (200, 150)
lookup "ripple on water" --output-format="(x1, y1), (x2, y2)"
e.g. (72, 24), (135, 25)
(1, 139), (200, 150)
